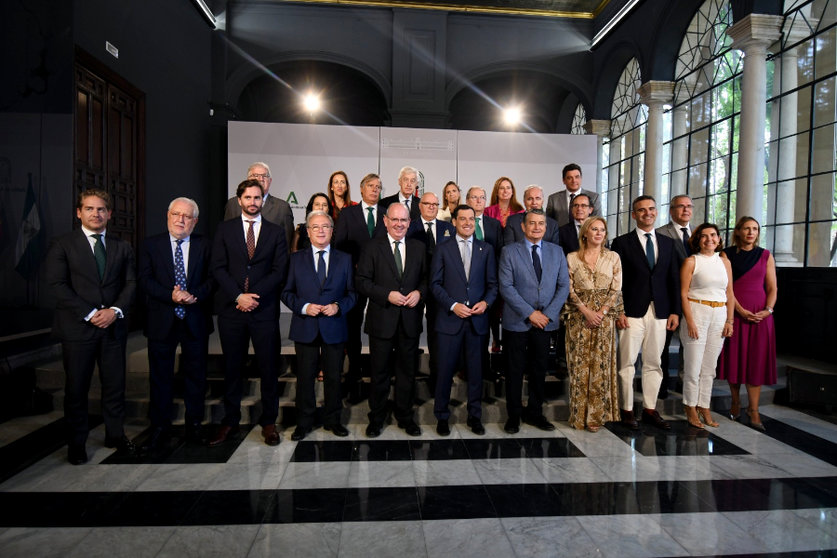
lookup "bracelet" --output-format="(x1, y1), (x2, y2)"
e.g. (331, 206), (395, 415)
(726, 320), (734, 325)
(765, 306), (773, 314)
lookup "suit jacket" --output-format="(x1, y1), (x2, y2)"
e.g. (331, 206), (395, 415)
(546, 188), (601, 227)
(430, 237), (498, 336)
(355, 236), (427, 338)
(281, 247), (357, 344)
(224, 194), (294, 255)
(499, 240), (569, 332)
(476, 214), (503, 260)
(44, 229), (136, 342)
(211, 217), (289, 321)
(379, 193), (421, 221)
(138, 232), (215, 340)
(503, 212), (561, 247)
(558, 222), (580, 256)
(407, 218), (455, 262)
(611, 230), (681, 319)
(333, 203), (387, 266)
(656, 221), (690, 267)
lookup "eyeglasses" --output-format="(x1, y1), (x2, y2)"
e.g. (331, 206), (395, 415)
(387, 218), (410, 224)
(467, 195), (486, 201)
(307, 224), (333, 231)
(169, 211), (196, 220)
(571, 203), (590, 209)
(672, 204), (694, 210)
(420, 202), (439, 207)
(249, 173), (270, 180)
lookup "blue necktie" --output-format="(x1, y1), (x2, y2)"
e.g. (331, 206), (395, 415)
(317, 250), (326, 285)
(532, 244), (542, 282)
(645, 233), (655, 270)
(681, 227), (691, 256)
(174, 239), (186, 319)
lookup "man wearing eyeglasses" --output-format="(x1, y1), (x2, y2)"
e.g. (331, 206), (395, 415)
(655, 194), (693, 398)
(558, 193), (595, 255)
(281, 211), (356, 441)
(138, 197), (214, 453)
(380, 165), (422, 221)
(224, 162), (294, 250)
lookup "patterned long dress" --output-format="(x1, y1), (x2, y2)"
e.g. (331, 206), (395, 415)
(561, 249), (623, 430)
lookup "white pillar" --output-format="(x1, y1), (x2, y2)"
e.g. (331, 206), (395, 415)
(727, 14), (783, 223)
(583, 119), (612, 213)
(637, 81), (674, 205)
(670, 105), (689, 196)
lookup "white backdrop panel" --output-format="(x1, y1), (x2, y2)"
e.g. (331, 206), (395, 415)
(379, 128), (458, 199)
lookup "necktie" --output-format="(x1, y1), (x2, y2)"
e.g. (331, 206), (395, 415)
(569, 193), (576, 214)
(532, 244), (543, 282)
(645, 233), (655, 269)
(681, 227), (691, 255)
(92, 234), (106, 280)
(244, 220), (255, 292)
(475, 217), (484, 241)
(426, 222), (435, 252)
(460, 239), (471, 281)
(404, 199), (410, 212)
(317, 250), (326, 285)
(174, 239), (186, 319)
(393, 240), (403, 278)
(366, 207), (375, 237)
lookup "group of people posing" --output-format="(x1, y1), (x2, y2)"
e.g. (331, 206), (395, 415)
(45, 161), (777, 465)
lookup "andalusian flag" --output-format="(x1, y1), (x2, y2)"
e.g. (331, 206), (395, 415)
(15, 174), (44, 279)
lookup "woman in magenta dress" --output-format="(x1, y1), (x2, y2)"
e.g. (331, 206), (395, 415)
(718, 217), (778, 431)
(484, 176), (523, 227)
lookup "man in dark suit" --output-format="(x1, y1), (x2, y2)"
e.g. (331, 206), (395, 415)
(557, 192), (594, 256)
(407, 191), (455, 384)
(546, 163), (601, 227)
(355, 202), (427, 438)
(281, 211), (356, 441)
(44, 189), (137, 465)
(503, 185), (561, 246)
(655, 194), (693, 398)
(210, 179), (289, 446)
(224, 162), (294, 252)
(612, 195), (681, 430)
(379, 165), (421, 221)
(333, 172), (387, 399)
(430, 204), (497, 436)
(465, 186), (502, 256)
(138, 197), (214, 452)
(499, 209), (569, 434)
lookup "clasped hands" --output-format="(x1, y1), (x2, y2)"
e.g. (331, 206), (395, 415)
(305, 303), (339, 317)
(387, 290), (421, 308)
(452, 301), (488, 319)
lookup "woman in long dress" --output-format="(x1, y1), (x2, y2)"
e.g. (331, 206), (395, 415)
(562, 216), (623, 431)
(717, 217), (777, 431)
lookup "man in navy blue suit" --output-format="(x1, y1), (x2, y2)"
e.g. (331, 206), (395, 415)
(210, 179), (289, 446)
(612, 195), (681, 430)
(557, 193), (594, 256)
(138, 197), (214, 451)
(504, 185), (561, 247)
(430, 205), (497, 436)
(407, 191), (454, 385)
(282, 211), (356, 441)
(499, 209), (569, 433)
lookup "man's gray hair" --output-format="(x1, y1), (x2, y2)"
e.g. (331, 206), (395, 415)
(247, 161), (271, 177)
(306, 210), (334, 228)
(168, 197), (199, 219)
(398, 166), (418, 180)
(523, 185), (543, 198)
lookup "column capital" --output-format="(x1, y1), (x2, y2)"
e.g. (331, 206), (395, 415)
(727, 14), (783, 52)
(583, 119), (611, 137)
(637, 81), (674, 106)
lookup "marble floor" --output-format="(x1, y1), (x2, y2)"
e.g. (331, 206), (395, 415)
(1, 404), (836, 557)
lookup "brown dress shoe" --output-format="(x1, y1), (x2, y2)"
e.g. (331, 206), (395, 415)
(262, 424), (280, 446)
(620, 409), (639, 430)
(642, 409), (671, 430)
(208, 425), (239, 447)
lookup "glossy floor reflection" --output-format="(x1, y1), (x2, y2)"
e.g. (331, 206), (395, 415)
(1, 404), (836, 557)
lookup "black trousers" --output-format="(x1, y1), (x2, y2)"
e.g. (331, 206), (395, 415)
(294, 336), (345, 429)
(367, 316), (418, 425)
(503, 327), (550, 420)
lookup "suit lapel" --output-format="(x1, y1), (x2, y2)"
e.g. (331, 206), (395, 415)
(74, 229), (101, 283)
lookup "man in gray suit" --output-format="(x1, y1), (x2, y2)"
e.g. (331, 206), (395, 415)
(546, 163), (601, 227)
(499, 209), (570, 433)
(655, 194), (693, 398)
(224, 162), (294, 248)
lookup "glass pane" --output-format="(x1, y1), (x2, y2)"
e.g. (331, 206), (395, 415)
(771, 178), (809, 224)
(710, 155), (730, 194)
(797, 37), (816, 87)
(815, 26), (836, 80)
(689, 161), (708, 198)
(691, 195), (707, 224)
(810, 171), (836, 221)
(794, 85), (812, 132)
(712, 118), (732, 156)
(812, 124), (837, 174)
(690, 127), (710, 164)
(806, 220), (837, 267)
(706, 193), (730, 226)
(814, 76), (836, 128)
(771, 131), (810, 181)
(714, 80), (735, 119)
(771, 223), (806, 265)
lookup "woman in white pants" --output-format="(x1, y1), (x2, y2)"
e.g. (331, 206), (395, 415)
(679, 223), (735, 429)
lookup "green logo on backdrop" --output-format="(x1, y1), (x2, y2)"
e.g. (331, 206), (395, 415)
(286, 191), (298, 205)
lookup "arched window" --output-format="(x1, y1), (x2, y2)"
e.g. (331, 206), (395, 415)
(603, 57), (647, 236)
(570, 103), (587, 135)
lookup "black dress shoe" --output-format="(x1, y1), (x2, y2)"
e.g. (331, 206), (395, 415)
(291, 426), (310, 442)
(642, 409), (671, 430)
(436, 419), (450, 436)
(504, 417), (520, 434)
(324, 424), (349, 437)
(68, 444), (87, 465)
(398, 420), (422, 436)
(184, 423), (206, 444)
(620, 409), (640, 430)
(208, 425), (240, 447)
(366, 422), (383, 438)
(467, 416), (485, 435)
(141, 427), (171, 454)
(524, 415), (556, 431)
(105, 435), (138, 455)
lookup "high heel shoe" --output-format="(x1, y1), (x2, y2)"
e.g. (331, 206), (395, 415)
(697, 407), (719, 427)
(727, 403), (740, 421)
(747, 409), (766, 432)
(684, 405), (704, 429)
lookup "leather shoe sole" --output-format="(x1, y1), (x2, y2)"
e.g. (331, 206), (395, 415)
(436, 420), (450, 436)
(208, 425), (240, 447)
(324, 424), (349, 437)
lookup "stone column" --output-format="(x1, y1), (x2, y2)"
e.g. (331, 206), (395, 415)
(583, 119), (611, 212)
(727, 14), (783, 223)
(637, 81), (674, 205)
